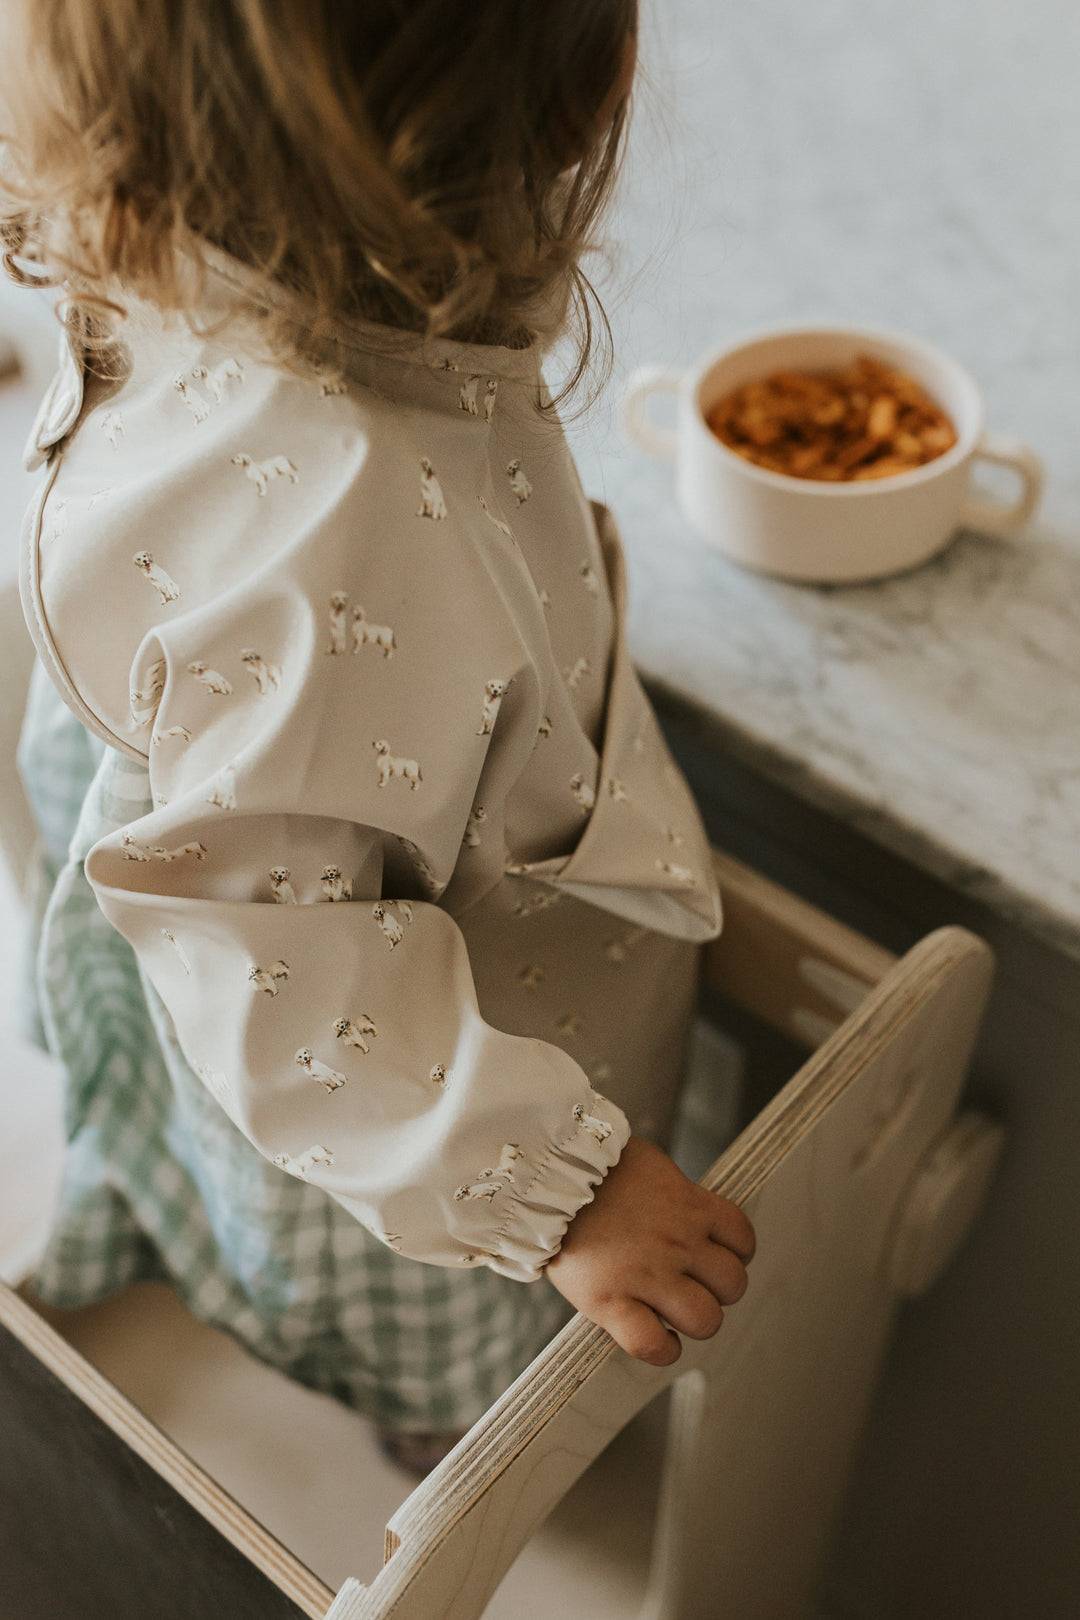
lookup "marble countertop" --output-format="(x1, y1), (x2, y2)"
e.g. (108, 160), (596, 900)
(566, 0), (1080, 961)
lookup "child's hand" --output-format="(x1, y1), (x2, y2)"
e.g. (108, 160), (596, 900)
(544, 1136), (756, 1366)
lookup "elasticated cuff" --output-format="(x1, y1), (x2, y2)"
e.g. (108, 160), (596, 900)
(485, 1092), (631, 1281)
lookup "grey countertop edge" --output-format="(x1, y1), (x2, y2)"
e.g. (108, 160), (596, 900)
(639, 664), (1080, 969)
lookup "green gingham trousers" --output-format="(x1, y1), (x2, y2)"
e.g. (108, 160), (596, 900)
(17, 661), (571, 1430)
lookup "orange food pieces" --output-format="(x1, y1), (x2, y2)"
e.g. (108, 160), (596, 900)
(705, 354), (958, 482)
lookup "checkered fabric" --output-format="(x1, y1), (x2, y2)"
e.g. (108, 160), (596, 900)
(17, 663), (571, 1430)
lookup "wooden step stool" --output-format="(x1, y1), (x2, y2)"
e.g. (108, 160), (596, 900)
(0, 845), (1001, 1620)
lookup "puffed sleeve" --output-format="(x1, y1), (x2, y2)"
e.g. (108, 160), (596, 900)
(81, 477), (629, 1283)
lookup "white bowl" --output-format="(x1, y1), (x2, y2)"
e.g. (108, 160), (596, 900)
(622, 322), (1044, 584)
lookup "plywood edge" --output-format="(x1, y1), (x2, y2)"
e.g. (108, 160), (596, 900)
(700, 926), (994, 1200)
(375, 925), (993, 1608)
(0, 1282), (334, 1619)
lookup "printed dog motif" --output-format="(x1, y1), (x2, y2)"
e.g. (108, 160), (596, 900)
(506, 459), (532, 504)
(417, 457), (448, 520)
(321, 865), (352, 902)
(655, 859), (695, 885)
(128, 697), (160, 734)
(101, 410), (124, 449)
(556, 1012), (584, 1036)
(564, 657), (591, 691)
(269, 867), (298, 904)
(240, 648), (282, 693)
(607, 776), (629, 803)
(351, 606), (396, 658)
(150, 841), (208, 862)
(313, 363), (347, 397)
(429, 1063), (452, 1086)
(231, 452), (299, 496)
(295, 1047), (348, 1093)
(130, 659), (167, 708)
(481, 1143), (525, 1185)
(194, 1061), (231, 1101)
(569, 772), (596, 816)
(173, 376), (210, 424)
(190, 357), (243, 402)
(373, 739), (422, 790)
(372, 901), (404, 948)
(482, 380), (498, 422)
(529, 889), (561, 912)
(603, 926), (648, 966)
(518, 963), (545, 989)
(476, 678), (512, 736)
(273, 1145), (334, 1178)
(572, 1103), (613, 1143)
(459, 375), (481, 415)
(133, 550), (181, 604)
(453, 1179), (500, 1203)
(579, 560), (600, 595)
(127, 657), (165, 729)
(536, 715), (552, 740)
(334, 1014), (378, 1051)
(249, 960), (291, 995)
(206, 766), (237, 810)
(463, 805), (487, 847)
(161, 928), (192, 974)
(152, 724), (192, 746)
(120, 832), (153, 862)
(187, 660), (233, 695)
(538, 588), (552, 610)
(326, 591), (349, 655)
(454, 1142), (524, 1201)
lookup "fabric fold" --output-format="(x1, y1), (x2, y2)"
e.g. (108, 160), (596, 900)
(23, 317), (87, 472)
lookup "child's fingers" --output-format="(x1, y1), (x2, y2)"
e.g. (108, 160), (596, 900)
(601, 1297), (682, 1366)
(687, 1241), (750, 1308)
(643, 1275), (725, 1342)
(706, 1194), (757, 1263)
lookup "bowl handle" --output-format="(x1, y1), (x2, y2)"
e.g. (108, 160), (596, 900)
(958, 433), (1044, 534)
(620, 365), (685, 463)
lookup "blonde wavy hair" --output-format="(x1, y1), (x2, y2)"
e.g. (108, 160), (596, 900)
(0, 0), (637, 398)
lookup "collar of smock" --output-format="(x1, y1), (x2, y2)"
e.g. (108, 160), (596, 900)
(197, 240), (544, 384)
(23, 239), (545, 471)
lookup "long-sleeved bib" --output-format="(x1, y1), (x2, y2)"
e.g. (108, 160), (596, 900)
(19, 251), (722, 1282)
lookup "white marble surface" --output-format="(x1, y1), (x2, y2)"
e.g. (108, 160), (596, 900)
(565, 0), (1080, 959)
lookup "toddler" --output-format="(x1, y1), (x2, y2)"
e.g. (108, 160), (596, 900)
(3, 0), (754, 1469)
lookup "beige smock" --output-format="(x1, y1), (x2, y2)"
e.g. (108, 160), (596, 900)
(19, 251), (722, 1283)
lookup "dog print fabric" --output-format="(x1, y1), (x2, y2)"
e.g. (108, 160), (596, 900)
(19, 248), (721, 1284)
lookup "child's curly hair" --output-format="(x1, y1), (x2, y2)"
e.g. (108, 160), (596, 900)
(0, 0), (637, 400)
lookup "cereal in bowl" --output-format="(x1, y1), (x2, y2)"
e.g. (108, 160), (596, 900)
(705, 354), (957, 482)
